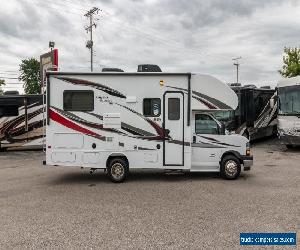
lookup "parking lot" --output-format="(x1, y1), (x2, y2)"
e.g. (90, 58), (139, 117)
(0, 138), (299, 249)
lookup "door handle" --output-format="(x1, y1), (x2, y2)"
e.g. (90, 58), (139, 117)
(193, 135), (196, 143)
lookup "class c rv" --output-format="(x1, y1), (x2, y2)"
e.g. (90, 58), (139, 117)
(44, 72), (253, 182)
(0, 93), (44, 151)
(277, 76), (300, 148)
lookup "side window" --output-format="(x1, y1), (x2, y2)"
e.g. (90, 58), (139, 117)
(168, 98), (180, 120)
(63, 90), (94, 111)
(195, 114), (219, 134)
(0, 106), (19, 117)
(143, 98), (161, 117)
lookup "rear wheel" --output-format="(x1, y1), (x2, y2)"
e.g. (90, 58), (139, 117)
(220, 155), (241, 180)
(107, 158), (129, 183)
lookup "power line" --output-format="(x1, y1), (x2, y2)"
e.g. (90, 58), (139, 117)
(100, 11), (229, 59)
(27, 0), (85, 16)
(54, 0), (90, 12)
(0, 77), (19, 80)
(2, 82), (22, 85)
(0, 69), (19, 72)
(44, 0), (89, 12)
(0, 71), (19, 74)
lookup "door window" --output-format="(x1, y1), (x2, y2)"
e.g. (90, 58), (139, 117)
(168, 98), (180, 120)
(195, 114), (219, 134)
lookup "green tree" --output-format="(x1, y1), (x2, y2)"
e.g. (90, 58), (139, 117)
(0, 79), (5, 95)
(19, 58), (41, 94)
(279, 47), (300, 78)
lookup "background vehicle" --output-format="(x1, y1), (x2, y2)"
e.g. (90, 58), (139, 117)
(204, 84), (277, 141)
(44, 72), (252, 182)
(277, 76), (300, 148)
(0, 93), (44, 150)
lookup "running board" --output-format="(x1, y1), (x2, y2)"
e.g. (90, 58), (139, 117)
(164, 169), (186, 175)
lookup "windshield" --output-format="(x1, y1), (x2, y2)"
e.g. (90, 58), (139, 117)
(278, 85), (300, 115)
(208, 110), (235, 122)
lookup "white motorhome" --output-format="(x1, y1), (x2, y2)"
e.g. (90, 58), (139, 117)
(44, 72), (253, 182)
(277, 76), (300, 147)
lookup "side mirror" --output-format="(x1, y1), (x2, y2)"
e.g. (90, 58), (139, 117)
(219, 123), (226, 135)
(270, 98), (274, 109)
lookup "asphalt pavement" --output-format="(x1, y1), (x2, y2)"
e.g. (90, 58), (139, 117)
(0, 138), (299, 249)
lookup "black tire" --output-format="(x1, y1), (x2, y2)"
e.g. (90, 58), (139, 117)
(220, 155), (241, 180)
(107, 158), (129, 183)
(286, 144), (293, 149)
(0, 144), (7, 152)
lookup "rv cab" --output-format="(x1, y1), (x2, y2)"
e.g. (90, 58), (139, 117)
(191, 112), (252, 178)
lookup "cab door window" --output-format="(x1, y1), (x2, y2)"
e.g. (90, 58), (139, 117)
(195, 114), (219, 134)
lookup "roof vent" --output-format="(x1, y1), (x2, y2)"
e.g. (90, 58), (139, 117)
(102, 68), (124, 72)
(137, 64), (162, 72)
(260, 85), (271, 89)
(228, 83), (242, 87)
(243, 84), (257, 89)
(4, 91), (19, 95)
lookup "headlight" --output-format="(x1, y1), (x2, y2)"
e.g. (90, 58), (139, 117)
(246, 142), (251, 156)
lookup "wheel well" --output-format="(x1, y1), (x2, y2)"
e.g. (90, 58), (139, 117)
(221, 151), (243, 164)
(106, 154), (129, 168)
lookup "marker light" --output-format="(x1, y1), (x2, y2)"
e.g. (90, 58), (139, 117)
(246, 142), (251, 156)
(160, 80), (164, 86)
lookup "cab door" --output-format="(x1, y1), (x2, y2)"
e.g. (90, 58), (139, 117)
(163, 92), (184, 166)
(191, 113), (224, 171)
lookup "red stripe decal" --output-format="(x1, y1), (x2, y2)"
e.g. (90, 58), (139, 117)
(49, 109), (103, 139)
(146, 119), (165, 139)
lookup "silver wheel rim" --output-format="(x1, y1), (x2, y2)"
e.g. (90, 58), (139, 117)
(225, 160), (238, 177)
(111, 163), (124, 180)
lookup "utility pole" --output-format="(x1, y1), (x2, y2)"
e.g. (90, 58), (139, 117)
(84, 7), (99, 72)
(232, 57), (242, 84)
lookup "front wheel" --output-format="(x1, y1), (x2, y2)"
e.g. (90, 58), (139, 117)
(220, 155), (241, 180)
(107, 158), (129, 183)
(286, 144), (293, 149)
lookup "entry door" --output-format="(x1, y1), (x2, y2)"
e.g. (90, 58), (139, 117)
(163, 92), (184, 166)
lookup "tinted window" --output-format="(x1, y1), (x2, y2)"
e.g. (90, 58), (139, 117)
(278, 86), (300, 115)
(63, 91), (94, 111)
(0, 106), (19, 117)
(168, 98), (180, 120)
(195, 114), (219, 134)
(143, 98), (161, 117)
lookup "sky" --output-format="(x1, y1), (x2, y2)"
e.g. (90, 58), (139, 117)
(0, 0), (300, 93)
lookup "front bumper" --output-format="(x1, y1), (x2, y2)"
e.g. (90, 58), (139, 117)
(278, 132), (300, 146)
(241, 155), (253, 171)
